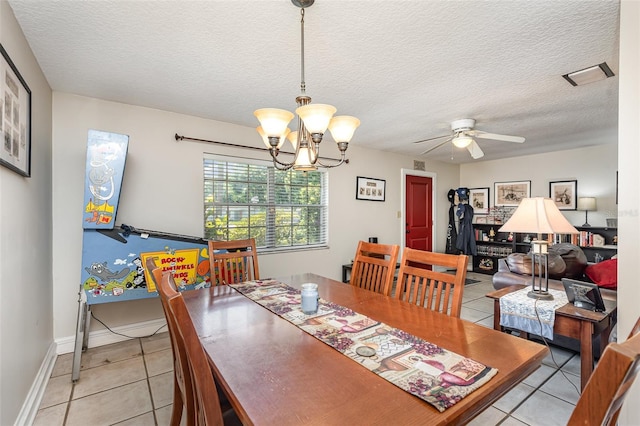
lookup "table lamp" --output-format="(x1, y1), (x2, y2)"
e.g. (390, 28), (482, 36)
(577, 197), (597, 227)
(499, 197), (579, 300)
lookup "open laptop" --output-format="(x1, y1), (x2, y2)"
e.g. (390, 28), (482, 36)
(561, 278), (607, 312)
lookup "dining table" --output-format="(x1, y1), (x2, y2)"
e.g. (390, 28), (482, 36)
(182, 273), (548, 425)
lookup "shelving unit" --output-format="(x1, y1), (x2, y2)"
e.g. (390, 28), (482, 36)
(472, 224), (618, 274)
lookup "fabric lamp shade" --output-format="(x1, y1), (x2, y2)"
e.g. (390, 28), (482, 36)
(499, 197), (579, 235)
(577, 197), (597, 211)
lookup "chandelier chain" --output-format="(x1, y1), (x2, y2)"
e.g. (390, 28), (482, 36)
(300, 8), (306, 95)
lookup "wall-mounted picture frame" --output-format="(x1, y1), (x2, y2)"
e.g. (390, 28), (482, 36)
(0, 43), (31, 177)
(469, 187), (490, 214)
(549, 180), (577, 210)
(356, 176), (385, 201)
(494, 180), (530, 206)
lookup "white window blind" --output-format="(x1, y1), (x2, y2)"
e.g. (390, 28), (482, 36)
(204, 156), (328, 251)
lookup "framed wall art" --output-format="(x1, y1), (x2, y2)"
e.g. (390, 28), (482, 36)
(494, 180), (530, 206)
(356, 176), (385, 201)
(0, 43), (31, 177)
(549, 180), (577, 210)
(469, 187), (490, 214)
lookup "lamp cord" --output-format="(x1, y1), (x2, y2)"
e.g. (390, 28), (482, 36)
(533, 298), (581, 396)
(90, 311), (167, 340)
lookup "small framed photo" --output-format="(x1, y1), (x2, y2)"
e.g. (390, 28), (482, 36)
(494, 180), (530, 206)
(469, 187), (490, 214)
(549, 180), (577, 210)
(356, 176), (385, 201)
(475, 216), (487, 224)
(0, 43), (31, 177)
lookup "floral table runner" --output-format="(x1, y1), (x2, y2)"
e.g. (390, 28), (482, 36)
(230, 280), (498, 412)
(499, 287), (568, 340)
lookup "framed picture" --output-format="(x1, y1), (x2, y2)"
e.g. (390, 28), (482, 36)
(0, 43), (31, 177)
(469, 187), (490, 214)
(549, 180), (577, 210)
(494, 180), (530, 206)
(356, 176), (385, 201)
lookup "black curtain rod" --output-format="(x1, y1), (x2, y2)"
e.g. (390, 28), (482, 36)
(174, 133), (348, 163)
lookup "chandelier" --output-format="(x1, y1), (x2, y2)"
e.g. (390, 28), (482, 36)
(253, 0), (360, 171)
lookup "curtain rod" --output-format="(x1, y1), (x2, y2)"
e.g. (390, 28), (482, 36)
(175, 133), (348, 163)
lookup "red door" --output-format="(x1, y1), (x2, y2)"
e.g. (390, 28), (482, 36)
(405, 175), (433, 251)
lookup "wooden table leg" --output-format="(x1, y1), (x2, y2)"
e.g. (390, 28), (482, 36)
(580, 321), (595, 390)
(493, 300), (501, 331)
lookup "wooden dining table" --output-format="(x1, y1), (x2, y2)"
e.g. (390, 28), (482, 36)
(182, 273), (548, 425)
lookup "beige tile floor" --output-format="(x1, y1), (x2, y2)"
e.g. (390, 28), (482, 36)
(35, 272), (583, 425)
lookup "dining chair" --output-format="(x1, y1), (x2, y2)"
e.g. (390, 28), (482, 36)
(567, 317), (640, 426)
(208, 238), (260, 285)
(146, 258), (195, 426)
(394, 248), (469, 318)
(349, 241), (400, 296)
(167, 284), (242, 426)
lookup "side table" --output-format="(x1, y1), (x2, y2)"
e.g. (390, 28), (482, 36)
(486, 284), (617, 390)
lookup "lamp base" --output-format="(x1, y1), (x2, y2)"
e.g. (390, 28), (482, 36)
(527, 290), (554, 300)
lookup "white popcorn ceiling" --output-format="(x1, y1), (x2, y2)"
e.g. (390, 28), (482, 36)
(7, 0), (620, 164)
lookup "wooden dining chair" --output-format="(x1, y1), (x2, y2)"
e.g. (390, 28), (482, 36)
(394, 248), (468, 318)
(167, 286), (242, 426)
(567, 317), (640, 426)
(208, 238), (260, 285)
(349, 241), (400, 296)
(146, 258), (195, 426)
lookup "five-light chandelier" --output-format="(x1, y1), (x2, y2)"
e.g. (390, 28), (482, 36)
(253, 0), (360, 171)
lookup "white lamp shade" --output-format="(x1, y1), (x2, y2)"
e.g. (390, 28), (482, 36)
(293, 146), (317, 171)
(452, 135), (473, 148)
(328, 115), (360, 143)
(254, 108), (294, 137)
(257, 126), (290, 149)
(295, 104), (337, 134)
(577, 197), (597, 211)
(287, 131), (298, 150)
(499, 197), (579, 234)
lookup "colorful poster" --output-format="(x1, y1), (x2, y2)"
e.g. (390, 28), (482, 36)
(141, 248), (201, 292)
(83, 130), (129, 229)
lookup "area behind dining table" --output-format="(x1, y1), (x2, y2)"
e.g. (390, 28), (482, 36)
(182, 273), (548, 425)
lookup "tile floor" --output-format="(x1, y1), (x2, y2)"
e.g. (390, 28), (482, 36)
(35, 272), (583, 425)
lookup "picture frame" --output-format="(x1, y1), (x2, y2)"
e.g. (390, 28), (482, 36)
(494, 180), (530, 206)
(549, 180), (577, 210)
(0, 43), (31, 177)
(356, 176), (385, 201)
(469, 187), (490, 214)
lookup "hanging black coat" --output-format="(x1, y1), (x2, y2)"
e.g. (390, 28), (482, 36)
(445, 191), (458, 254)
(455, 203), (477, 256)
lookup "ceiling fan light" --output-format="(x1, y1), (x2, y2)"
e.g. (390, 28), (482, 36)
(254, 108), (294, 137)
(452, 135), (473, 148)
(296, 104), (337, 134)
(328, 115), (360, 143)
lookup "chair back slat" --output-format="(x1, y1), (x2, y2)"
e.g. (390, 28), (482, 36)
(394, 248), (468, 318)
(208, 238), (260, 285)
(568, 319), (640, 426)
(349, 241), (400, 296)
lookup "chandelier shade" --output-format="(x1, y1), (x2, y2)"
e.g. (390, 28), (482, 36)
(253, 1), (358, 171)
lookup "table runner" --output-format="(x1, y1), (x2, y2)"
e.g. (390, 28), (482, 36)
(230, 280), (498, 412)
(499, 287), (568, 340)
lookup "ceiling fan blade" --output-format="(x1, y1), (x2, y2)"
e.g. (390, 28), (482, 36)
(420, 138), (451, 155)
(412, 134), (450, 144)
(472, 131), (525, 143)
(467, 140), (484, 159)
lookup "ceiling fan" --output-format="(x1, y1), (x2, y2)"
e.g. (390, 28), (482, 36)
(413, 118), (525, 159)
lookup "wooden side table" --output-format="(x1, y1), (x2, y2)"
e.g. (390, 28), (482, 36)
(486, 284), (617, 390)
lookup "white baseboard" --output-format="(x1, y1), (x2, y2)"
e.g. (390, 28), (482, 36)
(14, 342), (58, 426)
(55, 318), (167, 354)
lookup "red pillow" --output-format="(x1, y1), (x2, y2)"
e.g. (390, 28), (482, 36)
(584, 259), (618, 289)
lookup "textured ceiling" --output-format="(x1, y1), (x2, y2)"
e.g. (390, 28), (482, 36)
(8, 0), (620, 164)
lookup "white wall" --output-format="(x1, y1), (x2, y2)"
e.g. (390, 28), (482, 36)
(0, 2), (53, 424)
(618, 1), (640, 423)
(51, 92), (460, 341)
(459, 144), (618, 228)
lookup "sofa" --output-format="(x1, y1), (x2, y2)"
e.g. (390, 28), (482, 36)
(492, 243), (617, 300)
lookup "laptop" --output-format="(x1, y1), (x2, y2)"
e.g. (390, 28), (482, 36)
(561, 278), (606, 312)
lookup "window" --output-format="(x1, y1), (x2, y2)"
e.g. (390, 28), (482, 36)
(204, 156), (328, 251)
